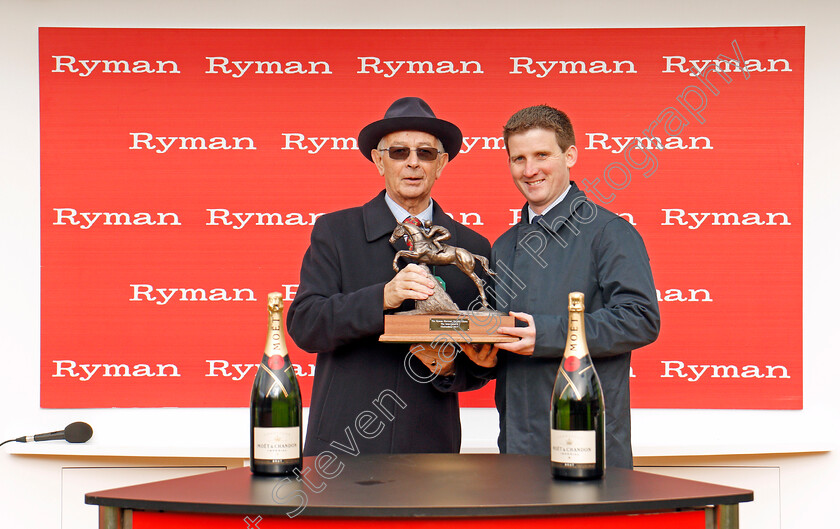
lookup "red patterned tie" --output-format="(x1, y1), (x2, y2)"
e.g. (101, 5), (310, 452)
(403, 216), (422, 249)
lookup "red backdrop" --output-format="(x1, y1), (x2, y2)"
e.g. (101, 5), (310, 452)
(39, 27), (803, 409)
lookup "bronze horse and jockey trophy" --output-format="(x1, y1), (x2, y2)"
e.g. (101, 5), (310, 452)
(379, 220), (515, 343)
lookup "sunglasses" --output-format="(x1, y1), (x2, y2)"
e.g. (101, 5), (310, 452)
(378, 146), (442, 162)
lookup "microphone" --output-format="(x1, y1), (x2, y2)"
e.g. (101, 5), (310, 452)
(11, 422), (93, 444)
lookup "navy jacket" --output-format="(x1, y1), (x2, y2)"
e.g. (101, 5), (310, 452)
(491, 182), (660, 468)
(287, 191), (490, 455)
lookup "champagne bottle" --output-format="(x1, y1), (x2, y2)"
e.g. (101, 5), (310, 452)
(250, 292), (302, 475)
(550, 292), (605, 480)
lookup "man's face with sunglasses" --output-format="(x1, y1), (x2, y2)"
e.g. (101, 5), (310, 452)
(372, 130), (448, 214)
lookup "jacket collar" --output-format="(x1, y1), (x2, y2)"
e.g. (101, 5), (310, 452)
(518, 181), (588, 234)
(362, 190), (459, 246)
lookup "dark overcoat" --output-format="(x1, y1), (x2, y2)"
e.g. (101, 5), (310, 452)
(287, 191), (490, 456)
(491, 182), (660, 468)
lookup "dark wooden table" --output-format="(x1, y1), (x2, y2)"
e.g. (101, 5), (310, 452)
(86, 453), (752, 528)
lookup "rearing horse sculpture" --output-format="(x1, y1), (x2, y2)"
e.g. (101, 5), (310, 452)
(389, 221), (496, 309)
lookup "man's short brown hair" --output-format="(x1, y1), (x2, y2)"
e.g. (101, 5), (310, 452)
(503, 105), (575, 153)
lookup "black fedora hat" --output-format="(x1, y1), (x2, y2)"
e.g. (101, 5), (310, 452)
(358, 97), (463, 162)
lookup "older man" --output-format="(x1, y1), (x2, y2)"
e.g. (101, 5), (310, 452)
(465, 105), (660, 469)
(287, 97), (490, 455)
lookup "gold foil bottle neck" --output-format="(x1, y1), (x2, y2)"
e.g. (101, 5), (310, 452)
(265, 292), (289, 358)
(564, 292), (589, 359)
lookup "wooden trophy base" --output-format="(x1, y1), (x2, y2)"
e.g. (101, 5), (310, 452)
(379, 312), (516, 343)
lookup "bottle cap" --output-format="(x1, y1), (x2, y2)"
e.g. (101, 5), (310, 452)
(568, 292), (585, 311)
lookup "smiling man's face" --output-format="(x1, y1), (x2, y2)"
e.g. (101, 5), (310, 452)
(506, 128), (577, 214)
